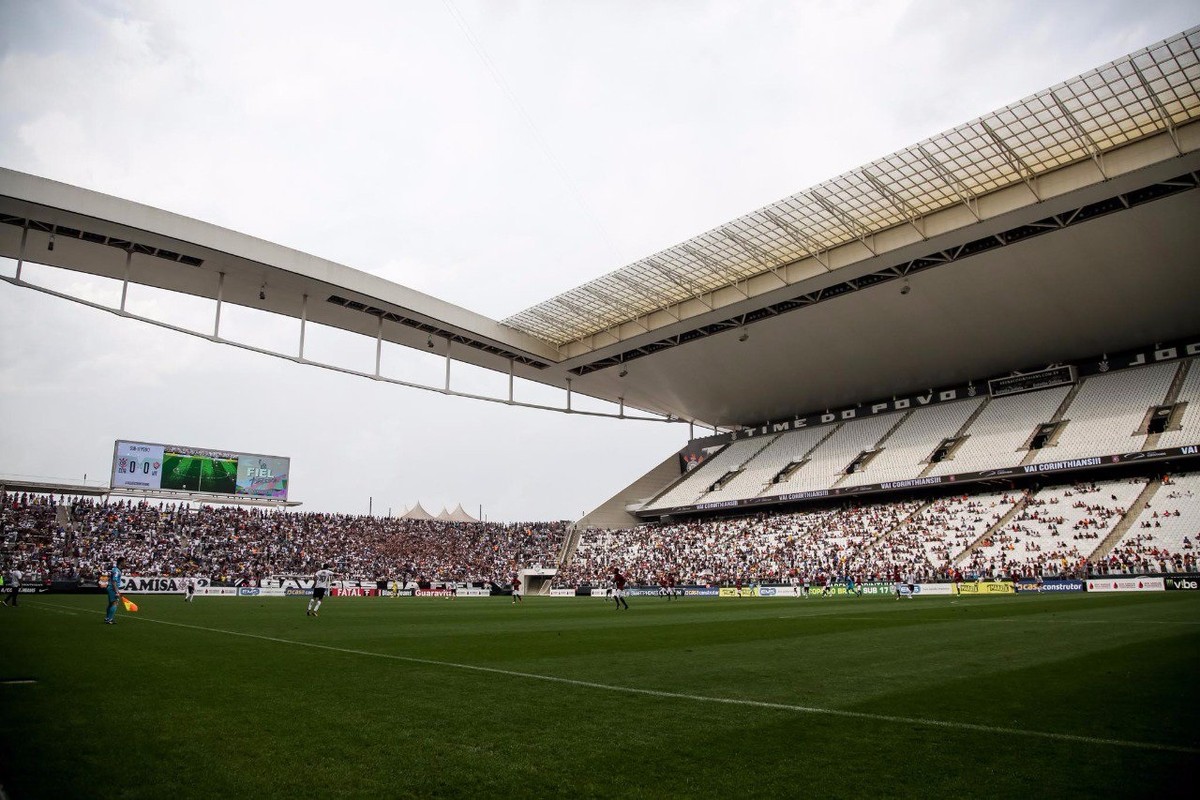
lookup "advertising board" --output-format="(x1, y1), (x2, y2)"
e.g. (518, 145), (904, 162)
(1085, 577), (1165, 593)
(1019, 579), (1085, 592)
(954, 581), (1015, 595)
(112, 439), (290, 500)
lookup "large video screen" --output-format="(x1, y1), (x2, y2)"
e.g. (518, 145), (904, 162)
(112, 440), (290, 500)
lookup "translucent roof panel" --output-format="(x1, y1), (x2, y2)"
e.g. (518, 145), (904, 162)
(503, 27), (1200, 347)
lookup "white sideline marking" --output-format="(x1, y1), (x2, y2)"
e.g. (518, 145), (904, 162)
(28, 606), (77, 617)
(27, 601), (1199, 755)
(0, 680), (37, 685)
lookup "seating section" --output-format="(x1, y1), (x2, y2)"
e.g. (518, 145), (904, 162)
(841, 398), (985, 487)
(1158, 364), (1200, 449)
(565, 475), (1190, 586)
(1107, 472), (1200, 573)
(560, 499), (923, 586)
(1033, 362), (1175, 463)
(10, 359), (1193, 591)
(646, 436), (776, 510)
(877, 490), (1022, 572)
(769, 414), (897, 494)
(927, 386), (1069, 476)
(649, 359), (1196, 511)
(962, 479), (1145, 577)
(698, 425), (828, 502)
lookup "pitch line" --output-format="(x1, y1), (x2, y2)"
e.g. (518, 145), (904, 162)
(29, 601), (1198, 755)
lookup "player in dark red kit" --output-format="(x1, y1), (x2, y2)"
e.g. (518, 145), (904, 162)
(611, 568), (629, 610)
(510, 575), (523, 604)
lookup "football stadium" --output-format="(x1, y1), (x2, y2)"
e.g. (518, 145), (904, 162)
(3, 13), (1200, 799)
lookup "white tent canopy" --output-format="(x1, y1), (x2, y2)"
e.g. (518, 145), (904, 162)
(447, 504), (479, 523)
(401, 503), (433, 520)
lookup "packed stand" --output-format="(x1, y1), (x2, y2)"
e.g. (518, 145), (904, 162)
(0, 493), (568, 586)
(560, 499), (925, 587)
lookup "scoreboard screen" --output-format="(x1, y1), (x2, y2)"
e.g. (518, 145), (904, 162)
(111, 440), (290, 500)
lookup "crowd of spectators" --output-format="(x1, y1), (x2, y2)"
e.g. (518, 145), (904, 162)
(4, 472), (1197, 590)
(1, 493), (566, 586)
(558, 500), (928, 587)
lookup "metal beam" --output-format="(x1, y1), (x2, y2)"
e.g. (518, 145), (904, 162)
(979, 120), (1042, 201)
(1130, 60), (1183, 156)
(916, 145), (980, 221)
(861, 169), (927, 239)
(762, 210), (830, 269)
(721, 227), (789, 286)
(1050, 91), (1108, 179)
(809, 190), (878, 254)
(2, 272), (682, 424)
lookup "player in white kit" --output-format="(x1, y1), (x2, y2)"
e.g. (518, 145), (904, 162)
(307, 566), (335, 616)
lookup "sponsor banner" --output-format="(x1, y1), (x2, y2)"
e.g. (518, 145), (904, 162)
(1164, 576), (1200, 591)
(682, 587), (720, 597)
(238, 587), (261, 597)
(718, 587), (759, 597)
(197, 587), (238, 596)
(415, 589), (454, 598)
(549, 588), (576, 597)
(455, 588), (490, 597)
(1086, 577), (1165, 593)
(120, 576), (211, 594)
(591, 588), (611, 598)
(331, 587), (381, 597)
(15, 585), (49, 593)
(988, 366), (1076, 398)
(914, 583), (954, 596)
(955, 581), (1015, 595)
(626, 586), (666, 597)
(284, 587), (311, 597)
(1017, 579), (1085, 592)
(805, 582), (893, 596)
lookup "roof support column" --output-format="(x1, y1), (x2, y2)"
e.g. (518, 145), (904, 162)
(508, 358), (514, 403)
(14, 220), (27, 281)
(119, 249), (132, 311)
(374, 315), (383, 377)
(298, 294), (307, 359)
(566, 378), (572, 412)
(213, 271), (224, 338)
(444, 338), (451, 391)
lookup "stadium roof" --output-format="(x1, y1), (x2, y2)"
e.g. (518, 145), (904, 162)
(503, 27), (1200, 348)
(2, 27), (1198, 431)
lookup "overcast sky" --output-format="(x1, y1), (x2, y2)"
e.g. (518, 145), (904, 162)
(0, 1), (1195, 520)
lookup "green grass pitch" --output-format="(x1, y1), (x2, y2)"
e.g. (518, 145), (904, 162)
(2, 592), (1197, 798)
